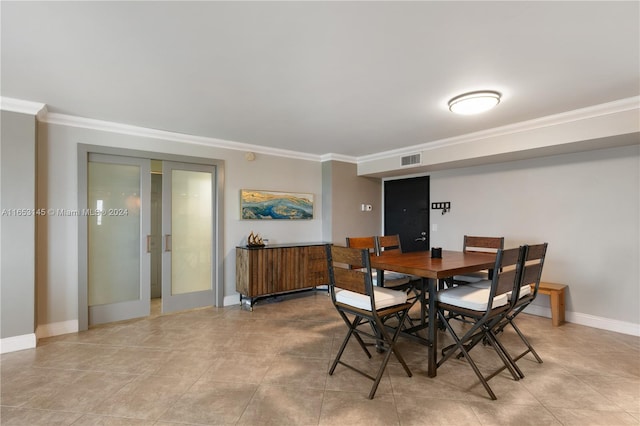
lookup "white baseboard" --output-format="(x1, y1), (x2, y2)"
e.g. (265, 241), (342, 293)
(35, 320), (79, 340)
(224, 294), (241, 306)
(524, 305), (640, 336)
(0, 333), (37, 354)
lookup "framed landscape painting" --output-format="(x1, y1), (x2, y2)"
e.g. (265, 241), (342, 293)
(240, 189), (314, 220)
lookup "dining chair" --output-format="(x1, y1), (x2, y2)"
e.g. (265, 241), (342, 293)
(463, 243), (547, 377)
(325, 244), (413, 399)
(482, 243), (548, 378)
(436, 246), (526, 400)
(346, 236), (413, 350)
(449, 235), (505, 286)
(345, 236), (376, 253)
(346, 236), (412, 289)
(374, 235), (420, 290)
(375, 235), (423, 321)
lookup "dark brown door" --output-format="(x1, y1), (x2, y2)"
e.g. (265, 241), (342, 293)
(384, 176), (430, 252)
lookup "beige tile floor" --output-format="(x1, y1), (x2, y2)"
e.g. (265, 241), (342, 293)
(2, 292), (639, 425)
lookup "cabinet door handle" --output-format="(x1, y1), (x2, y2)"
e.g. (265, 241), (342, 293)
(146, 235), (151, 253)
(165, 234), (172, 252)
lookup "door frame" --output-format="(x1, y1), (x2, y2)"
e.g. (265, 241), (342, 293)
(77, 144), (225, 331)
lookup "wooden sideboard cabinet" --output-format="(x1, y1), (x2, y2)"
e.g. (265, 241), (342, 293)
(236, 243), (329, 309)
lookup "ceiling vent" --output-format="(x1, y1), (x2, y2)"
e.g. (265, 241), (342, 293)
(400, 153), (421, 167)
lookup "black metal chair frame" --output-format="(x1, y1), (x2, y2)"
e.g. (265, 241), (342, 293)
(489, 243), (548, 378)
(347, 235), (418, 335)
(375, 234), (420, 293)
(436, 246), (526, 400)
(325, 244), (413, 399)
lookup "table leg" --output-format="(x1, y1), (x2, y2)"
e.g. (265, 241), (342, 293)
(392, 279), (429, 346)
(420, 278), (426, 326)
(427, 277), (437, 377)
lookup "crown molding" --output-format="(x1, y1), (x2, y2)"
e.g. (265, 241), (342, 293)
(320, 153), (358, 163)
(357, 96), (640, 163)
(42, 112), (324, 162)
(9, 95), (637, 164)
(0, 97), (48, 119)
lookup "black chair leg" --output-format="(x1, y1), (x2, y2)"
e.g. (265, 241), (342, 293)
(485, 314), (543, 380)
(367, 312), (412, 399)
(509, 318), (543, 363)
(330, 314), (371, 375)
(437, 309), (528, 400)
(438, 312), (497, 400)
(483, 327), (523, 381)
(453, 319), (523, 381)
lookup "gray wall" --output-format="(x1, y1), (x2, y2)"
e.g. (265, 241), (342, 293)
(322, 160), (382, 245)
(1, 110), (36, 339)
(428, 144), (640, 326)
(35, 121), (323, 331)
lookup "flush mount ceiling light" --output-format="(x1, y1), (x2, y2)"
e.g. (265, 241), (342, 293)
(448, 90), (501, 115)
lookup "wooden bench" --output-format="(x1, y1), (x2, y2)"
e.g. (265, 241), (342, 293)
(531, 282), (567, 326)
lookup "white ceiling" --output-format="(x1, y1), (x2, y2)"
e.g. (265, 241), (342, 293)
(2, 1), (639, 159)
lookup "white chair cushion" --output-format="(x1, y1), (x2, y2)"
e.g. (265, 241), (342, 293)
(336, 287), (407, 311)
(373, 270), (411, 287)
(468, 280), (532, 300)
(437, 285), (508, 311)
(508, 284), (532, 300)
(452, 272), (487, 283)
(354, 269), (413, 287)
(383, 270), (411, 281)
(468, 280), (491, 289)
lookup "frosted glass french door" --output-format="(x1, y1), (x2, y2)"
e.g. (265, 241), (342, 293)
(161, 161), (216, 313)
(87, 154), (150, 325)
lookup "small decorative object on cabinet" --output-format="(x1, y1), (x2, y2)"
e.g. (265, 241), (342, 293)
(246, 231), (265, 247)
(236, 243), (329, 310)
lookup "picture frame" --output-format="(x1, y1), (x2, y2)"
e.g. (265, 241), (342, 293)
(240, 189), (313, 220)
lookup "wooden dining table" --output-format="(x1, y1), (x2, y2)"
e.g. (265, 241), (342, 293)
(370, 249), (496, 377)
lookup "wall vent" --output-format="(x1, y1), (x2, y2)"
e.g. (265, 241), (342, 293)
(400, 153), (421, 166)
